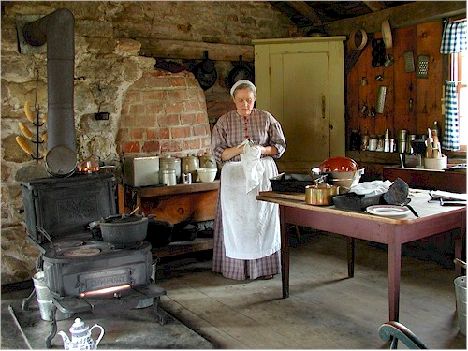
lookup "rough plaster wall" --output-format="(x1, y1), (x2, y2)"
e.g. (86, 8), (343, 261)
(0, 1), (297, 284)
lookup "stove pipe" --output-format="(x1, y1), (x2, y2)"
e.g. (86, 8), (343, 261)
(22, 8), (75, 155)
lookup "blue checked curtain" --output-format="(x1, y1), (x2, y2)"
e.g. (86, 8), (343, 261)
(440, 20), (467, 53)
(442, 81), (460, 151)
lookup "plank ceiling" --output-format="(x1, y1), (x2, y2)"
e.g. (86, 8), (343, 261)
(271, 1), (413, 33)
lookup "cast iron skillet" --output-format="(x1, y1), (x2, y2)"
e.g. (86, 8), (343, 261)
(226, 55), (254, 90)
(193, 51), (217, 90)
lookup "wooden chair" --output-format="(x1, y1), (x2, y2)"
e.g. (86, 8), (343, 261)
(378, 321), (428, 349)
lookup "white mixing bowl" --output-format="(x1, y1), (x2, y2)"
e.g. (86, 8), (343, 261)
(197, 168), (217, 182)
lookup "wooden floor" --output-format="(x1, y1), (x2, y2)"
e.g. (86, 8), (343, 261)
(157, 231), (466, 349)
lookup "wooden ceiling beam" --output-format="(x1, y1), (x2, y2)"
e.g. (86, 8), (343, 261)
(137, 38), (254, 62)
(288, 1), (323, 26)
(324, 1), (466, 35)
(362, 1), (386, 12)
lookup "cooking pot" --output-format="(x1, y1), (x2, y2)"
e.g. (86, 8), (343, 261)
(77, 157), (100, 174)
(98, 215), (148, 248)
(305, 183), (340, 206)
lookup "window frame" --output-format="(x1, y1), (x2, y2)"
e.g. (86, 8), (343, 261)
(445, 17), (467, 156)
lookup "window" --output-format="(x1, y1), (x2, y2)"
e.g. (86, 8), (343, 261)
(447, 19), (467, 152)
(451, 50), (467, 151)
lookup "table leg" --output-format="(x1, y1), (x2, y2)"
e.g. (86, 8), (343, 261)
(347, 237), (355, 278)
(455, 231), (462, 276)
(280, 206), (289, 299)
(455, 215), (466, 275)
(388, 242), (402, 322)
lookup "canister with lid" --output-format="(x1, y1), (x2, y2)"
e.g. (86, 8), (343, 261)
(159, 155), (181, 182)
(398, 129), (408, 153)
(368, 136), (378, 151)
(160, 169), (176, 186)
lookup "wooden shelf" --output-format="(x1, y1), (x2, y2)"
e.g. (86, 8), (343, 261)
(129, 181), (219, 198)
(118, 183), (218, 259)
(383, 166), (466, 193)
(153, 238), (213, 258)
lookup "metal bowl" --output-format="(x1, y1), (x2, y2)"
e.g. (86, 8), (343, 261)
(326, 168), (364, 191)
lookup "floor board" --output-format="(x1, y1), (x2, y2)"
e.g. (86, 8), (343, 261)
(157, 232), (466, 349)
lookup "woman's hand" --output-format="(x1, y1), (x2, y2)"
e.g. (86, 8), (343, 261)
(259, 145), (278, 156)
(221, 145), (244, 161)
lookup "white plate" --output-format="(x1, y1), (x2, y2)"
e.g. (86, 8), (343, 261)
(366, 205), (411, 218)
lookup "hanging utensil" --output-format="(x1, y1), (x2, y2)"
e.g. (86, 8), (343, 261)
(454, 258), (467, 269)
(193, 51), (217, 90)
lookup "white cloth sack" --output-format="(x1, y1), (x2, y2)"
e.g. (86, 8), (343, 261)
(349, 180), (392, 196)
(220, 157), (281, 259)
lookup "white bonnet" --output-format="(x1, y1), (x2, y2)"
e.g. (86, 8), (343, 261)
(230, 80), (256, 97)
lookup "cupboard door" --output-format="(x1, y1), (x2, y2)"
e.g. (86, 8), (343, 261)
(254, 37), (345, 173)
(270, 51), (330, 170)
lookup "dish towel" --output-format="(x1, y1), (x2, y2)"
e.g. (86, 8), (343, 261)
(240, 143), (265, 194)
(220, 157), (281, 259)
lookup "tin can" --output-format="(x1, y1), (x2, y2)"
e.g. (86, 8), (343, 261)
(368, 137), (378, 152)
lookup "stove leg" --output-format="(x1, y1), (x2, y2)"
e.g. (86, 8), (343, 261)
(45, 304), (58, 349)
(21, 287), (37, 311)
(153, 298), (171, 325)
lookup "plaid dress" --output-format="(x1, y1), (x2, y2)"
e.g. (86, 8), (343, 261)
(211, 109), (286, 280)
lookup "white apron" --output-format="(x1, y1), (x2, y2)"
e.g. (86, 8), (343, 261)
(220, 156), (281, 259)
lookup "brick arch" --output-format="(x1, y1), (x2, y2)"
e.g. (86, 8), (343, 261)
(117, 70), (212, 156)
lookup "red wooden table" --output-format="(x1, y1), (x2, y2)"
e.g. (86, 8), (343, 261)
(257, 190), (466, 322)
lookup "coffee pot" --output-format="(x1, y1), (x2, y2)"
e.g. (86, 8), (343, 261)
(58, 317), (104, 350)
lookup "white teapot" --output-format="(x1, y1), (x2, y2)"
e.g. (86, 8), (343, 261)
(58, 317), (104, 350)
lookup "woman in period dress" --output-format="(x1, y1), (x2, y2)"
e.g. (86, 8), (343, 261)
(211, 80), (286, 280)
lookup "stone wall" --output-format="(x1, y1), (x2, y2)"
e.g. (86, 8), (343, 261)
(1, 1), (298, 284)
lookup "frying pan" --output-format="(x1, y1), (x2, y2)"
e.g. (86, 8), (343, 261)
(226, 55), (255, 90)
(193, 51), (217, 90)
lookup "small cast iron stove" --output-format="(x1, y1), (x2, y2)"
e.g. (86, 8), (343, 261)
(20, 173), (167, 348)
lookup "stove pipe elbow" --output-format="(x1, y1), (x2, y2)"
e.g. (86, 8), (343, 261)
(22, 8), (76, 156)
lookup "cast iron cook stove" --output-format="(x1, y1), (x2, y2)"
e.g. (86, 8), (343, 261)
(20, 173), (168, 348)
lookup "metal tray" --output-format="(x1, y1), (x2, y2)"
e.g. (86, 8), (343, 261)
(332, 192), (382, 212)
(270, 173), (320, 193)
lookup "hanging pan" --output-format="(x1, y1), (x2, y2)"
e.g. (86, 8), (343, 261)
(226, 55), (255, 90)
(193, 51), (217, 90)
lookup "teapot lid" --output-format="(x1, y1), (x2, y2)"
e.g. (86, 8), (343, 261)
(70, 318), (88, 334)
